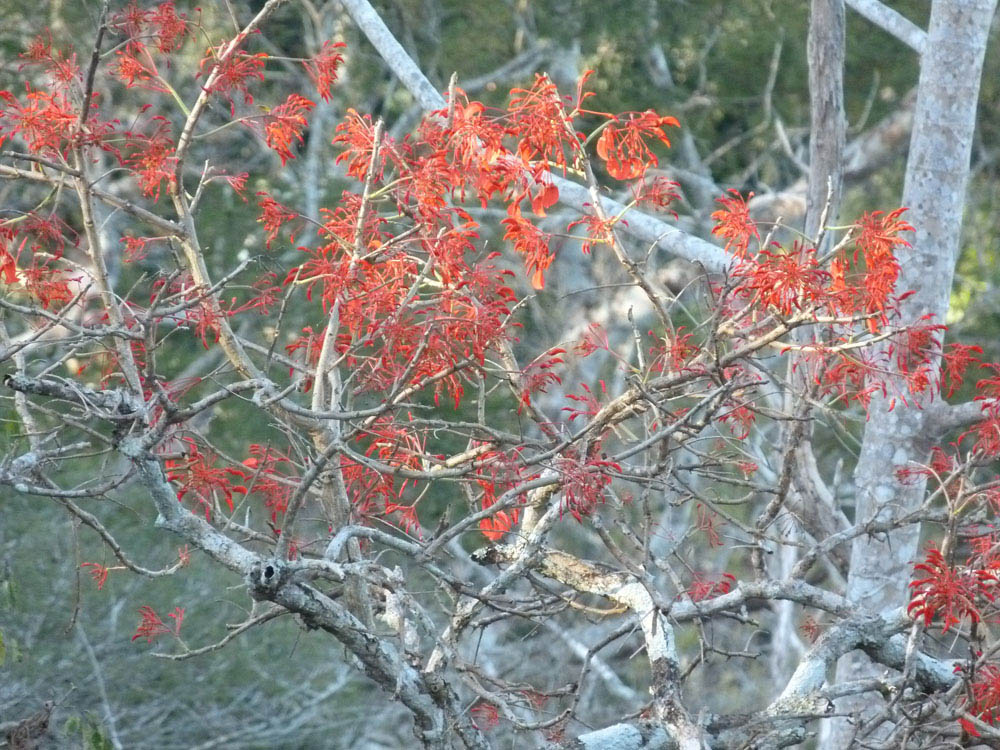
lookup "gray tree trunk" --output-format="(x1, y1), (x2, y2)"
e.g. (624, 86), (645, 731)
(826, 1), (997, 745)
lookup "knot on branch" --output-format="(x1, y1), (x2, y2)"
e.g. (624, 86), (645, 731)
(470, 545), (502, 565)
(247, 559), (292, 599)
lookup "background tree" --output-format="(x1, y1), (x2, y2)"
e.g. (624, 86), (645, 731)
(2, 1), (1000, 749)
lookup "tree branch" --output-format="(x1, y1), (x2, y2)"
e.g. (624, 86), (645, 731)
(844, 0), (927, 54)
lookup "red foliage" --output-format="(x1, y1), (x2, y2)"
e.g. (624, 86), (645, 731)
(596, 110), (679, 180)
(908, 545), (996, 633)
(470, 702), (500, 729)
(165, 438), (248, 519)
(131, 605), (184, 643)
(507, 74), (579, 173)
(200, 44), (267, 113)
(519, 348), (565, 410)
(696, 504), (723, 547)
(557, 453), (619, 521)
(800, 616), (822, 643)
(256, 192), (299, 248)
(960, 664), (1000, 737)
(304, 41), (346, 101)
(501, 203), (553, 289)
(688, 572), (736, 602)
(263, 94), (315, 165)
(711, 190), (759, 258)
(241, 445), (297, 521)
(122, 117), (177, 200)
(733, 244), (829, 317)
(81, 562), (110, 590)
(0, 84), (77, 154)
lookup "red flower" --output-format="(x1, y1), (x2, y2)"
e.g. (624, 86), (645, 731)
(501, 203), (553, 289)
(131, 605), (184, 643)
(557, 453), (619, 521)
(596, 109), (679, 180)
(264, 94), (315, 165)
(688, 572), (736, 602)
(519, 348), (565, 410)
(735, 244), (829, 316)
(304, 41), (346, 101)
(200, 44), (267, 113)
(908, 545), (996, 633)
(567, 214), (616, 255)
(854, 208), (911, 329)
(223, 172), (249, 201)
(256, 192), (299, 248)
(711, 190), (759, 258)
(241, 444), (297, 521)
(0, 84), (77, 154)
(960, 664), (1000, 737)
(941, 343), (982, 398)
(165, 438), (247, 519)
(122, 117), (177, 201)
(470, 702), (500, 729)
(81, 562), (109, 590)
(507, 74), (578, 173)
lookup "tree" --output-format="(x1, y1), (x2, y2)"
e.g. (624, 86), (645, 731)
(1, 1), (999, 748)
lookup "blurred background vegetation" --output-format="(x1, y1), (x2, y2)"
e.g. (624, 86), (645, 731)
(1, 1), (997, 747)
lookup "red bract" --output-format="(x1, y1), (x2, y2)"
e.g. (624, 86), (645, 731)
(304, 41), (346, 101)
(242, 445), (297, 521)
(507, 74), (579, 173)
(596, 110), (679, 180)
(519, 348), (565, 410)
(132, 605), (184, 643)
(959, 664), (1000, 737)
(688, 572), (735, 602)
(165, 438), (247, 519)
(470, 702), (500, 729)
(200, 44), (267, 113)
(334, 109), (386, 180)
(18, 31), (79, 85)
(558, 454), (619, 521)
(122, 117), (177, 200)
(0, 84), (76, 154)
(263, 94), (315, 165)
(81, 562), (110, 590)
(501, 203), (553, 289)
(256, 192), (299, 248)
(734, 244), (830, 316)
(908, 545), (996, 633)
(941, 343), (983, 398)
